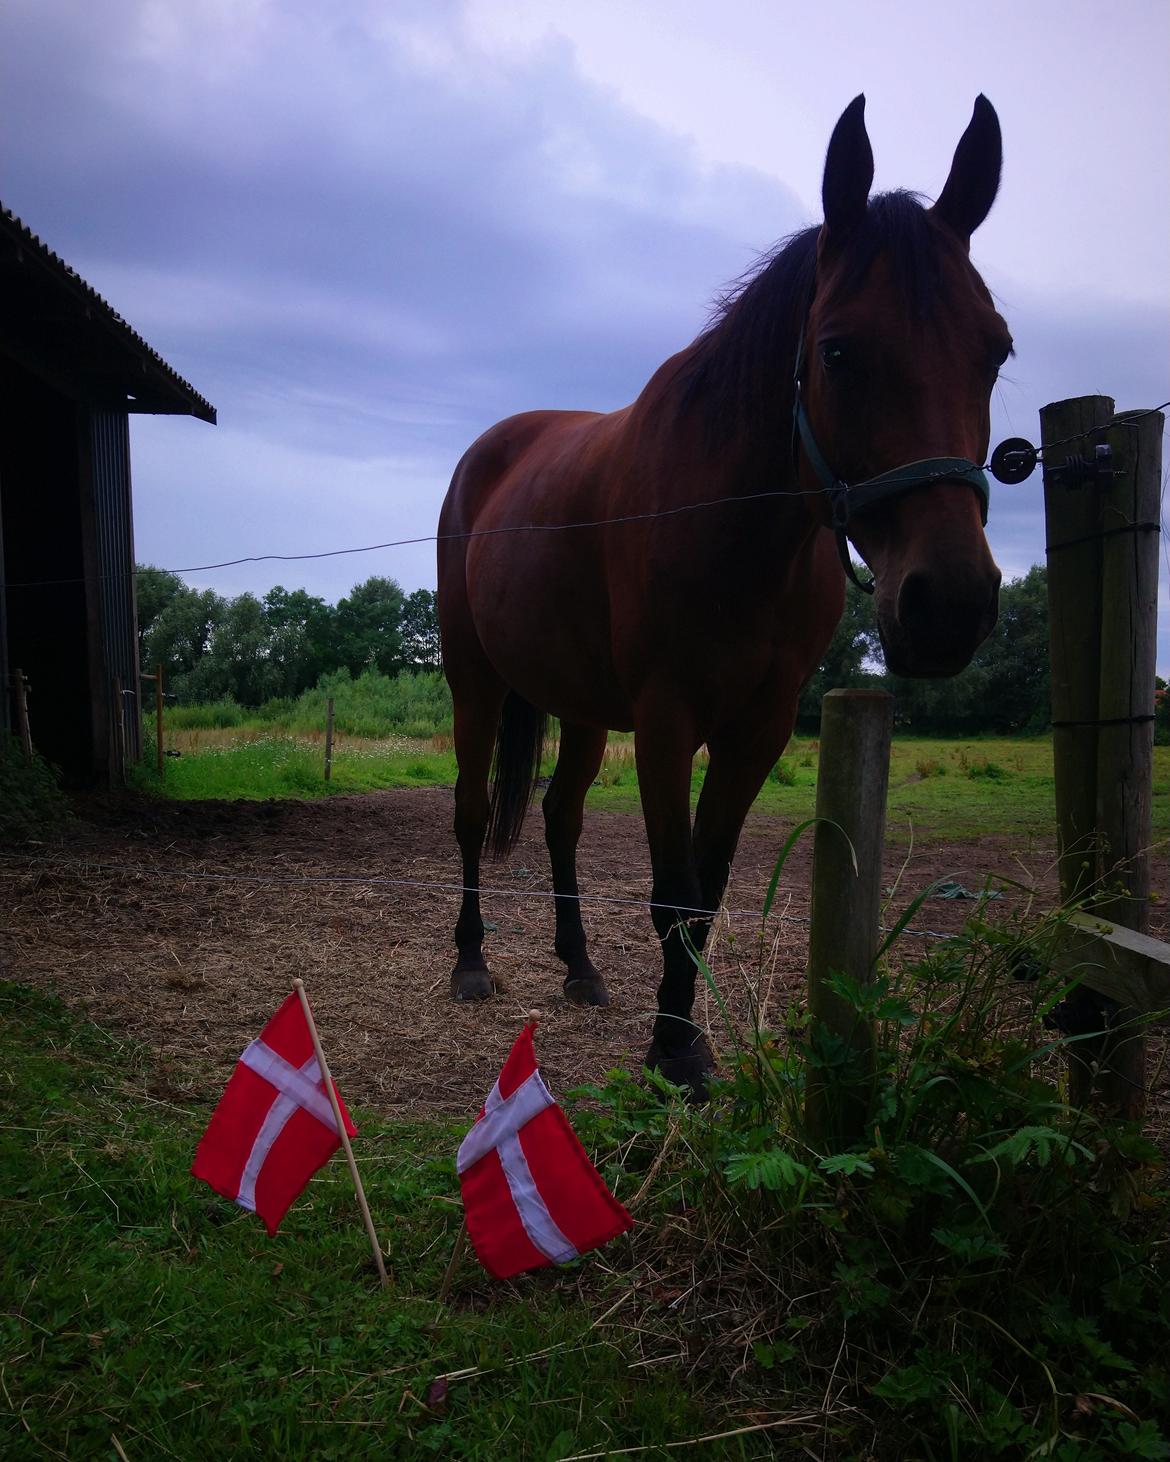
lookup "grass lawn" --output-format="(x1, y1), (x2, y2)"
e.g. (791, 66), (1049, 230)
(0, 984), (729, 1461)
(135, 727), (1170, 844)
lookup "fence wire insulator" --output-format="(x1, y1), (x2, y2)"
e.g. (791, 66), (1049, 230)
(1043, 442), (1122, 489)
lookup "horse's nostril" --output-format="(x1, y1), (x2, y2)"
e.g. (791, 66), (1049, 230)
(895, 567), (994, 643)
(897, 572), (934, 632)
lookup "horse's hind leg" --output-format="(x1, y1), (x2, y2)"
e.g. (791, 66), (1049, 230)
(450, 683), (506, 1001)
(542, 721), (610, 1006)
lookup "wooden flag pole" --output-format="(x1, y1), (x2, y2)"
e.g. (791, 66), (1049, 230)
(437, 1219), (468, 1307)
(292, 979), (389, 1289)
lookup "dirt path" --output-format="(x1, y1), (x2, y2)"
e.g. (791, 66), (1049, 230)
(2, 788), (1166, 1137)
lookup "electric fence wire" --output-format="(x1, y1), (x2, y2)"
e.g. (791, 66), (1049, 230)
(1, 400), (1165, 595)
(0, 846), (991, 945)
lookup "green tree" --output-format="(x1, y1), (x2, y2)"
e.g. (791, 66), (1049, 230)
(797, 575), (882, 726)
(263, 586), (336, 696)
(333, 576), (405, 677)
(974, 564), (1050, 731)
(888, 565), (1050, 733)
(190, 593), (279, 706)
(141, 584), (226, 689)
(399, 588), (442, 671)
(134, 565), (186, 663)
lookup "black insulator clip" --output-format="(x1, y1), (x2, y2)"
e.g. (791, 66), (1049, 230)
(1044, 442), (1121, 489)
(989, 437), (1038, 484)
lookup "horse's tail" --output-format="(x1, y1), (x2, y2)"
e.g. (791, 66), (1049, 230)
(485, 692), (547, 859)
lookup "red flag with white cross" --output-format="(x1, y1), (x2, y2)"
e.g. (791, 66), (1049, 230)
(192, 991), (357, 1236)
(457, 1023), (633, 1279)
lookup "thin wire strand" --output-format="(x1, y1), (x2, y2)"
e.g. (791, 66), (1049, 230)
(1036, 399), (1170, 456)
(0, 846), (968, 943)
(2, 400), (1165, 594)
(1, 486), (828, 592)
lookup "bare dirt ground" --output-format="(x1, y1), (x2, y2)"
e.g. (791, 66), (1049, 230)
(2, 787), (1166, 1139)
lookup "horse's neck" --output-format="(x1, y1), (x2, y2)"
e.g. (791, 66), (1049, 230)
(621, 340), (803, 512)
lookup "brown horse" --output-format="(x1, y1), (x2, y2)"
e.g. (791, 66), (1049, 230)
(437, 96), (1010, 1090)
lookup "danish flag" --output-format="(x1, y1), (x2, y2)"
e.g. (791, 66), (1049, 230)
(457, 1024), (633, 1279)
(192, 992), (356, 1236)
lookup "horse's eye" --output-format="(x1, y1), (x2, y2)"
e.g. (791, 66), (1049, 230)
(989, 340), (1013, 379)
(821, 344), (846, 374)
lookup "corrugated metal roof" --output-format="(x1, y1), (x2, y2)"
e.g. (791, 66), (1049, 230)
(0, 204), (217, 424)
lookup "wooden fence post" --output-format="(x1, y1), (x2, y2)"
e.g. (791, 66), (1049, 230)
(154, 663), (165, 780)
(805, 689), (893, 1146)
(1041, 395), (1114, 905)
(324, 696), (335, 782)
(111, 675), (126, 785)
(1042, 396), (1163, 1118)
(13, 668), (32, 760)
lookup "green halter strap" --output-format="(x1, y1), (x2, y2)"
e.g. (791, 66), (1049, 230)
(791, 344), (990, 594)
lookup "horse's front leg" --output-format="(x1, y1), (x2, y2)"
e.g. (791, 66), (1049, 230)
(692, 717), (795, 919)
(543, 720), (610, 1005)
(634, 701), (713, 1095)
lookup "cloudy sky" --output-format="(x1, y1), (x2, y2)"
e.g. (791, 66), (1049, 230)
(4, 0), (1168, 662)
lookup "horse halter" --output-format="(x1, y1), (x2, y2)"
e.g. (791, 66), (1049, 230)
(792, 340), (991, 595)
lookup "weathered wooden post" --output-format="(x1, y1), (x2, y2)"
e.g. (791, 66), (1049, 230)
(324, 696), (335, 782)
(805, 689), (893, 1145)
(111, 675), (126, 785)
(154, 663), (165, 780)
(1041, 395), (1113, 905)
(13, 667), (32, 760)
(1042, 396), (1163, 1118)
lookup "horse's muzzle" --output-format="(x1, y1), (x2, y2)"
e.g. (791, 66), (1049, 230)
(879, 568), (1001, 678)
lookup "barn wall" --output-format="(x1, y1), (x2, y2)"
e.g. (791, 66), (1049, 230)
(85, 409), (140, 770)
(0, 357), (95, 782)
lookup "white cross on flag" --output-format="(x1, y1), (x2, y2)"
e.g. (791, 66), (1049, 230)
(457, 1023), (633, 1279)
(192, 992), (356, 1235)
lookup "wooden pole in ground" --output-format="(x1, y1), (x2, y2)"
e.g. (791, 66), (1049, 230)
(805, 689), (893, 1146)
(155, 663), (165, 780)
(293, 978), (389, 1288)
(1041, 396), (1113, 1107)
(1088, 405), (1163, 1117)
(111, 675), (126, 785)
(1041, 394), (1113, 907)
(324, 696), (335, 782)
(13, 668), (32, 760)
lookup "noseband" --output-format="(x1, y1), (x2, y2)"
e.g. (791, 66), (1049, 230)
(792, 345), (990, 594)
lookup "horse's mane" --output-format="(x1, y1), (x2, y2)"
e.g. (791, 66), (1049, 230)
(678, 190), (942, 466)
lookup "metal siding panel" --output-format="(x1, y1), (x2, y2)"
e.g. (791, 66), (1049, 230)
(90, 410), (140, 760)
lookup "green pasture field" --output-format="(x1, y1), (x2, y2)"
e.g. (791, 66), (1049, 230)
(134, 722), (1170, 844)
(0, 985), (718, 1461)
(4, 943), (1168, 1461)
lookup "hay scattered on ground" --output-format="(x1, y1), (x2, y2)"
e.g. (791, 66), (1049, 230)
(2, 787), (1165, 1147)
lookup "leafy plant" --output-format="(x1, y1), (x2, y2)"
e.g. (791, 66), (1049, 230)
(581, 872), (1170, 1460)
(0, 735), (70, 840)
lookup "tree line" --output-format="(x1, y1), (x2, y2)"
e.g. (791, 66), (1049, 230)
(138, 561), (1102, 737)
(136, 568), (440, 706)
(800, 563), (1051, 734)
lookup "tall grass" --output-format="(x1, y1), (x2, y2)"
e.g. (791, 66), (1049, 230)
(575, 888), (1170, 1459)
(165, 670), (454, 740)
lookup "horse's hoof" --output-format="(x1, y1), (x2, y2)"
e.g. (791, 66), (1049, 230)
(451, 968), (494, 1001)
(645, 1035), (714, 1103)
(564, 974), (611, 1007)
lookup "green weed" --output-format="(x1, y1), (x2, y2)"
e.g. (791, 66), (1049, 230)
(570, 881), (1170, 1460)
(967, 758), (1009, 780)
(0, 735), (71, 841)
(0, 985), (721, 1460)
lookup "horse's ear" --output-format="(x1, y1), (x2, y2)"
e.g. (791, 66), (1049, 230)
(931, 95), (1002, 243)
(821, 95), (873, 243)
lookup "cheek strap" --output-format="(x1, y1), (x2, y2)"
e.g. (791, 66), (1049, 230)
(792, 392), (991, 595)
